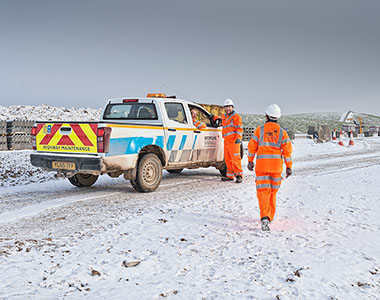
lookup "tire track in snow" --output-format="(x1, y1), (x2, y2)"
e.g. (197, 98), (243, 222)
(0, 192), (122, 224)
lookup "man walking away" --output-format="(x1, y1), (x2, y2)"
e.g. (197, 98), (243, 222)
(247, 104), (293, 231)
(220, 98), (244, 183)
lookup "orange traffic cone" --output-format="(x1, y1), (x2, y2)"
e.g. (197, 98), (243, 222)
(338, 131), (344, 146)
(332, 129), (337, 141)
(348, 130), (354, 146)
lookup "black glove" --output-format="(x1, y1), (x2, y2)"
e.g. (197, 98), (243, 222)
(247, 161), (254, 171)
(286, 168), (292, 178)
(215, 118), (222, 127)
(235, 139), (242, 144)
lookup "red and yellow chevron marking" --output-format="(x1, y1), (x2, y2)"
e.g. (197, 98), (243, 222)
(36, 123), (98, 153)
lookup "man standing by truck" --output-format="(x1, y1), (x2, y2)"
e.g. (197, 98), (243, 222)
(247, 104), (293, 231)
(219, 98), (244, 183)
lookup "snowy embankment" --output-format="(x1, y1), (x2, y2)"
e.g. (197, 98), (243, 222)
(0, 104), (101, 121)
(1, 137), (380, 299)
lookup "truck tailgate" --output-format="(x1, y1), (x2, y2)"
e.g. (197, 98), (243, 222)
(36, 122), (98, 154)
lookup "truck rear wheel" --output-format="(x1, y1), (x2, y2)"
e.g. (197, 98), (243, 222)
(167, 169), (183, 174)
(218, 162), (227, 177)
(130, 153), (162, 192)
(68, 173), (98, 187)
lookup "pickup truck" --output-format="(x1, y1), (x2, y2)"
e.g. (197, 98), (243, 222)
(31, 94), (242, 192)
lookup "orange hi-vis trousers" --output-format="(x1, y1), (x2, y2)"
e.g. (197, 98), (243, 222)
(255, 171), (282, 221)
(224, 142), (243, 179)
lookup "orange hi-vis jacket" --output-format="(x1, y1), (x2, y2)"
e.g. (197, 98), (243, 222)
(221, 112), (243, 143)
(192, 118), (206, 129)
(248, 121), (293, 173)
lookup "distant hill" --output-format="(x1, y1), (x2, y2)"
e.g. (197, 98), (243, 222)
(241, 112), (380, 133)
(1, 105), (379, 134)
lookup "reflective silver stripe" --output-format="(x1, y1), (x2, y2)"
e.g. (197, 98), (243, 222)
(256, 184), (271, 189)
(233, 153), (240, 156)
(277, 128), (284, 147)
(285, 157), (292, 162)
(223, 132), (236, 137)
(256, 176), (271, 181)
(235, 132), (242, 137)
(247, 151), (255, 157)
(224, 125), (242, 129)
(251, 134), (259, 142)
(282, 138), (290, 144)
(256, 176), (282, 182)
(225, 112), (236, 124)
(260, 141), (279, 147)
(257, 154), (282, 159)
(256, 183), (281, 189)
(259, 125), (264, 144)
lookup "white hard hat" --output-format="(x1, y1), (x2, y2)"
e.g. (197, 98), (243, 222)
(265, 104), (281, 119)
(224, 98), (234, 107)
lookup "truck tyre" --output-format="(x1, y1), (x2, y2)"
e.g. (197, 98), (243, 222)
(68, 173), (98, 187)
(167, 169), (183, 174)
(131, 153), (162, 192)
(218, 162), (227, 177)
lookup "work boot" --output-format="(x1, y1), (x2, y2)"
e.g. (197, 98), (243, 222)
(221, 177), (234, 181)
(261, 217), (270, 231)
(235, 175), (242, 183)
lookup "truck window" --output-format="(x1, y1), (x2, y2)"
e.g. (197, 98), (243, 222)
(103, 103), (158, 120)
(189, 106), (212, 127)
(164, 103), (187, 124)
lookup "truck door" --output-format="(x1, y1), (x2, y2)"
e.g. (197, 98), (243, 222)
(162, 101), (194, 166)
(189, 105), (222, 163)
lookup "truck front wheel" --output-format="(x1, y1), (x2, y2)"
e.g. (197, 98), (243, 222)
(130, 153), (162, 192)
(68, 173), (98, 187)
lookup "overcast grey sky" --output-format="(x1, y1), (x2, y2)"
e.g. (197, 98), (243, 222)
(1, 0), (379, 115)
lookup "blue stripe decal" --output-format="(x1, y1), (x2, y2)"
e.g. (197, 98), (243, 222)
(108, 136), (158, 156)
(192, 135), (198, 149)
(179, 135), (187, 150)
(155, 136), (164, 148)
(167, 135), (176, 151)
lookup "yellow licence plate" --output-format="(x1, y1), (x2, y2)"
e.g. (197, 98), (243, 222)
(52, 161), (76, 170)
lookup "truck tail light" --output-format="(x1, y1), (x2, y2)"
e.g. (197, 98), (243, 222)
(97, 127), (112, 153)
(31, 126), (37, 150)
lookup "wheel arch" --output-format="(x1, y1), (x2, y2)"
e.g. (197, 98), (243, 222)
(138, 145), (166, 166)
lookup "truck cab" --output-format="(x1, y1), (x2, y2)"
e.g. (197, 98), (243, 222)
(31, 94), (227, 192)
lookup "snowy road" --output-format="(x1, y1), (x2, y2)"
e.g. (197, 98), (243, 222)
(1, 138), (380, 299)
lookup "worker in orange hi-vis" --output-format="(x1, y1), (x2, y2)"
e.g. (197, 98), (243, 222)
(219, 98), (244, 183)
(191, 109), (207, 129)
(247, 104), (293, 231)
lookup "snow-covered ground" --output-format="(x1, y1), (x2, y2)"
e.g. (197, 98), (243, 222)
(1, 137), (380, 299)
